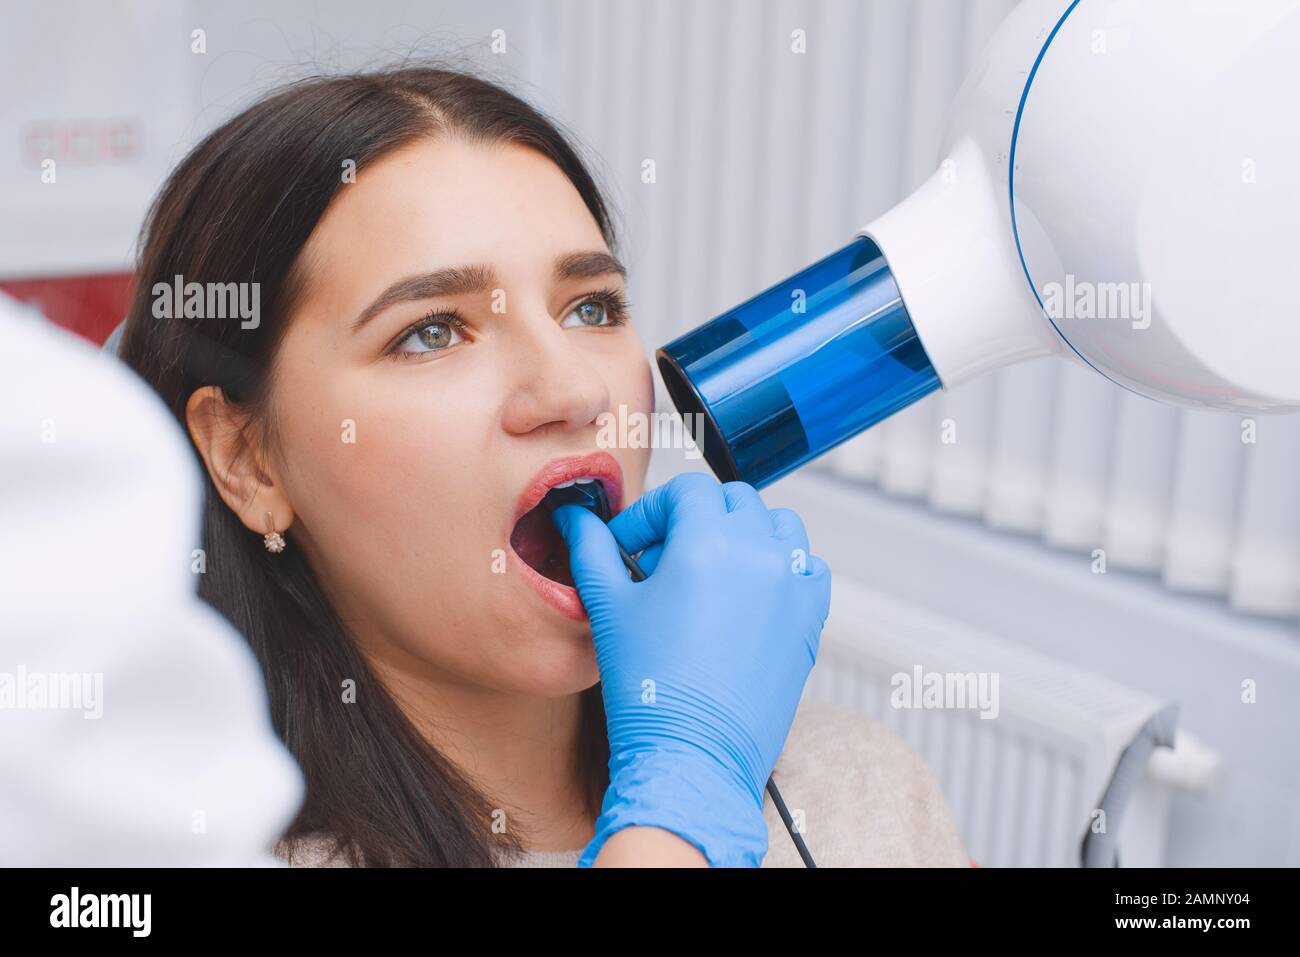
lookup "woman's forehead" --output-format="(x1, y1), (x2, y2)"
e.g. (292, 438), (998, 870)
(288, 137), (612, 334)
(306, 137), (605, 272)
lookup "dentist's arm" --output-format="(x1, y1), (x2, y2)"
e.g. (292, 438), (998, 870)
(594, 826), (708, 867)
(0, 298), (305, 865)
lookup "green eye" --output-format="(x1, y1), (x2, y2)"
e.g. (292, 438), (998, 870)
(560, 289), (630, 329)
(392, 315), (468, 356)
(561, 300), (610, 328)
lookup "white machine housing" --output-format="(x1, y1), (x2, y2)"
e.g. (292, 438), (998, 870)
(861, 0), (1300, 412)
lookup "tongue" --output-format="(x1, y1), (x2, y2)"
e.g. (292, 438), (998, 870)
(510, 502), (574, 586)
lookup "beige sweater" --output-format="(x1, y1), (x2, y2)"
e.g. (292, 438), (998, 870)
(275, 699), (971, 868)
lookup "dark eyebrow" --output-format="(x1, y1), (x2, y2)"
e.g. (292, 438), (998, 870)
(351, 264), (497, 333)
(351, 251), (627, 333)
(553, 251), (627, 283)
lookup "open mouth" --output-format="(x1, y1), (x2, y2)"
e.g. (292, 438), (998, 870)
(506, 453), (624, 621)
(508, 477), (608, 587)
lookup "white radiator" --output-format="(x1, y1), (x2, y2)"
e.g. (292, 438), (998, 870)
(808, 578), (1217, 867)
(828, 367), (1300, 624)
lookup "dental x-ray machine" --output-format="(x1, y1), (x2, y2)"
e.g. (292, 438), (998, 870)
(658, 0), (1300, 490)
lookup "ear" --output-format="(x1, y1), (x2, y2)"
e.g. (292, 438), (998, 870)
(185, 385), (294, 539)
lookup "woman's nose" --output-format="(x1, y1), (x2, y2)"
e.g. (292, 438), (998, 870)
(499, 314), (611, 437)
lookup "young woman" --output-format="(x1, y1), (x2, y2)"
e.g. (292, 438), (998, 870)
(118, 64), (970, 867)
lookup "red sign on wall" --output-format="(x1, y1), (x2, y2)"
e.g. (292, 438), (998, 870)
(0, 272), (133, 345)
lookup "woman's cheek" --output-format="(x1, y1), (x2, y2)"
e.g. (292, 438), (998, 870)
(631, 351), (656, 469)
(278, 390), (437, 539)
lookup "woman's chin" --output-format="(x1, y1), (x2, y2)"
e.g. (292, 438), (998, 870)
(523, 635), (600, 696)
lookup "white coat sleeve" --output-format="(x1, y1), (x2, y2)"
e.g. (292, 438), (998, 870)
(0, 295), (306, 865)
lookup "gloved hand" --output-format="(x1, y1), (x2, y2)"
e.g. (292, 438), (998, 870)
(551, 471), (832, 867)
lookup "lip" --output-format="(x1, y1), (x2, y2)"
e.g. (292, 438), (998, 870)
(508, 450), (625, 621)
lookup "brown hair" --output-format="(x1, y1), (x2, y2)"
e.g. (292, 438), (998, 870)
(119, 64), (613, 866)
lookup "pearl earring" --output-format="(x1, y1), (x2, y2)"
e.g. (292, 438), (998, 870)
(263, 511), (286, 553)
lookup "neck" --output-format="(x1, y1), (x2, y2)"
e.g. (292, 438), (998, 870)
(365, 650), (599, 853)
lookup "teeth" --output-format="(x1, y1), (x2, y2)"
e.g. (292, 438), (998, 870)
(550, 476), (601, 490)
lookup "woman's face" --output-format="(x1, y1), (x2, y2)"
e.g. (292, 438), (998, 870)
(263, 137), (652, 696)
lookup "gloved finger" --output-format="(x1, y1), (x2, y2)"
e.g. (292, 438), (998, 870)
(800, 552), (832, 604)
(551, 504), (631, 601)
(630, 541), (665, 577)
(720, 481), (772, 535)
(794, 553), (832, 660)
(780, 548), (832, 660)
(768, 507), (811, 556)
(607, 471), (726, 556)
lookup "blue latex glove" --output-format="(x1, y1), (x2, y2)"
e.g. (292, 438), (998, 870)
(551, 471), (832, 867)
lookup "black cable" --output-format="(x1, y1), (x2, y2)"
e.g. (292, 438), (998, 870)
(765, 776), (817, 868)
